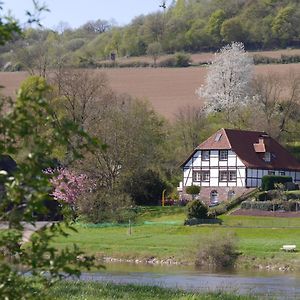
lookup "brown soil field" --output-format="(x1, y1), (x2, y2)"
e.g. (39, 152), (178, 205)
(0, 63), (299, 121)
(231, 209), (300, 218)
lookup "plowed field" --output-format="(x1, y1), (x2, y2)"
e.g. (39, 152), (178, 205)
(0, 63), (299, 120)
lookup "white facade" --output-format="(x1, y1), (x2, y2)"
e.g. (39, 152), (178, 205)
(183, 149), (300, 188)
(183, 150), (246, 188)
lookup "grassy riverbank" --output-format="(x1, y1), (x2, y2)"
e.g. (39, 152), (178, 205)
(48, 281), (257, 300)
(51, 207), (300, 269)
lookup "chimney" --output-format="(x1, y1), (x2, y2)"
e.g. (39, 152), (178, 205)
(254, 134), (269, 153)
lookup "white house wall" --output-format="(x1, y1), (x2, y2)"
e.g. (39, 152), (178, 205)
(246, 169), (300, 187)
(183, 150), (246, 188)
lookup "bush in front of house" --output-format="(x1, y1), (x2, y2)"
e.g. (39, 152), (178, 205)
(195, 231), (239, 268)
(256, 189), (300, 201)
(261, 175), (293, 191)
(185, 185), (201, 200)
(186, 199), (208, 219)
(241, 200), (300, 211)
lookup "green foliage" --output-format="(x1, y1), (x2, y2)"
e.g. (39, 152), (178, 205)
(0, 76), (99, 299)
(272, 5), (296, 46)
(241, 200), (300, 211)
(78, 190), (135, 224)
(186, 200), (208, 219)
(195, 231), (238, 268)
(206, 9), (226, 45)
(123, 170), (166, 206)
(3, 0), (300, 68)
(221, 17), (246, 43)
(174, 52), (191, 67)
(261, 175), (293, 191)
(50, 281), (258, 300)
(185, 185), (200, 195)
(256, 191), (273, 201)
(146, 42), (162, 65)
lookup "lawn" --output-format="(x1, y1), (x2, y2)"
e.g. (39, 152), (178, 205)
(51, 207), (300, 268)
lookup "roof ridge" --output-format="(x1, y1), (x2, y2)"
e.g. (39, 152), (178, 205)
(224, 128), (266, 134)
(222, 128), (232, 149)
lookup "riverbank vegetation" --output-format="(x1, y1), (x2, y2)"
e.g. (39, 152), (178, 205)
(49, 281), (257, 300)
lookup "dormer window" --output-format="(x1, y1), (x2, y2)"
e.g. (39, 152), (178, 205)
(264, 152), (271, 162)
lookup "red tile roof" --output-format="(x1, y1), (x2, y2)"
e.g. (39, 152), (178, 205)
(182, 128), (300, 171)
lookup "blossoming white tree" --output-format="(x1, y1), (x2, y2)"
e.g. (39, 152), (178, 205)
(197, 42), (254, 124)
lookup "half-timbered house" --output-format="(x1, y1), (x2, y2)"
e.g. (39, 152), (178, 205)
(180, 128), (300, 203)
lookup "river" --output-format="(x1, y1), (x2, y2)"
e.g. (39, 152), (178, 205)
(78, 263), (300, 299)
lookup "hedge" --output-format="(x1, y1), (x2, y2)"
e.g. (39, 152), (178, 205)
(256, 190), (300, 201)
(241, 200), (300, 211)
(261, 175), (292, 191)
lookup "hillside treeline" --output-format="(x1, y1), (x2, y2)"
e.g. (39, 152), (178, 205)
(1, 0), (300, 70)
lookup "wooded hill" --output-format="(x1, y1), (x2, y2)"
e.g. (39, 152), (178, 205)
(1, 0), (300, 70)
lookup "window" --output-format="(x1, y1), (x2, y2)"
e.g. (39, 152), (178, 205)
(219, 171), (228, 181)
(279, 171), (285, 176)
(193, 171), (201, 181)
(201, 171), (210, 182)
(193, 171), (210, 182)
(219, 150), (228, 161)
(219, 170), (236, 182)
(268, 171), (275, 175)
(202, 150), (210, 161)
(210, 190), (219, 202)
(228, 171), (237, 181)
(264, 152), (271, 162)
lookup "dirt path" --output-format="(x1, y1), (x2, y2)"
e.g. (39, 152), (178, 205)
(0, 221), (50, 243)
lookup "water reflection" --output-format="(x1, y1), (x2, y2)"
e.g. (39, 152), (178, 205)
(78, 263), (300, 299)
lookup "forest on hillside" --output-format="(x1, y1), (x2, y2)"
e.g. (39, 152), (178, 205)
(1, 0), (300, 70)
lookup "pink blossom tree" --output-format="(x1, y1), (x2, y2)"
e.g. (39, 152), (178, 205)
(46, 168), (88, 204)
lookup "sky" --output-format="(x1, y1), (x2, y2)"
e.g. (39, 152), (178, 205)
(4, 0), (166, 29)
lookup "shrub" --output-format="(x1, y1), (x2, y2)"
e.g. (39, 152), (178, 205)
(285, 191), (300, 200)
(240, 200), (300, 211)
(186, 200), (208, 219)
(157, 53), (191, 68)
(158, 57), (176, 67)
(195, 231), (238, 268)
(174, 52), (191, 67)
(261, 175), (292, 191)
(77, 191), (135, 224)
(256, 191), (272, 201)
(186, 185), (200, 195)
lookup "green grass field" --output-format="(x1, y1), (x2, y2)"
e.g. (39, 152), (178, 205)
(48, 281), (257, 300)
(51, 207), (300, 268)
